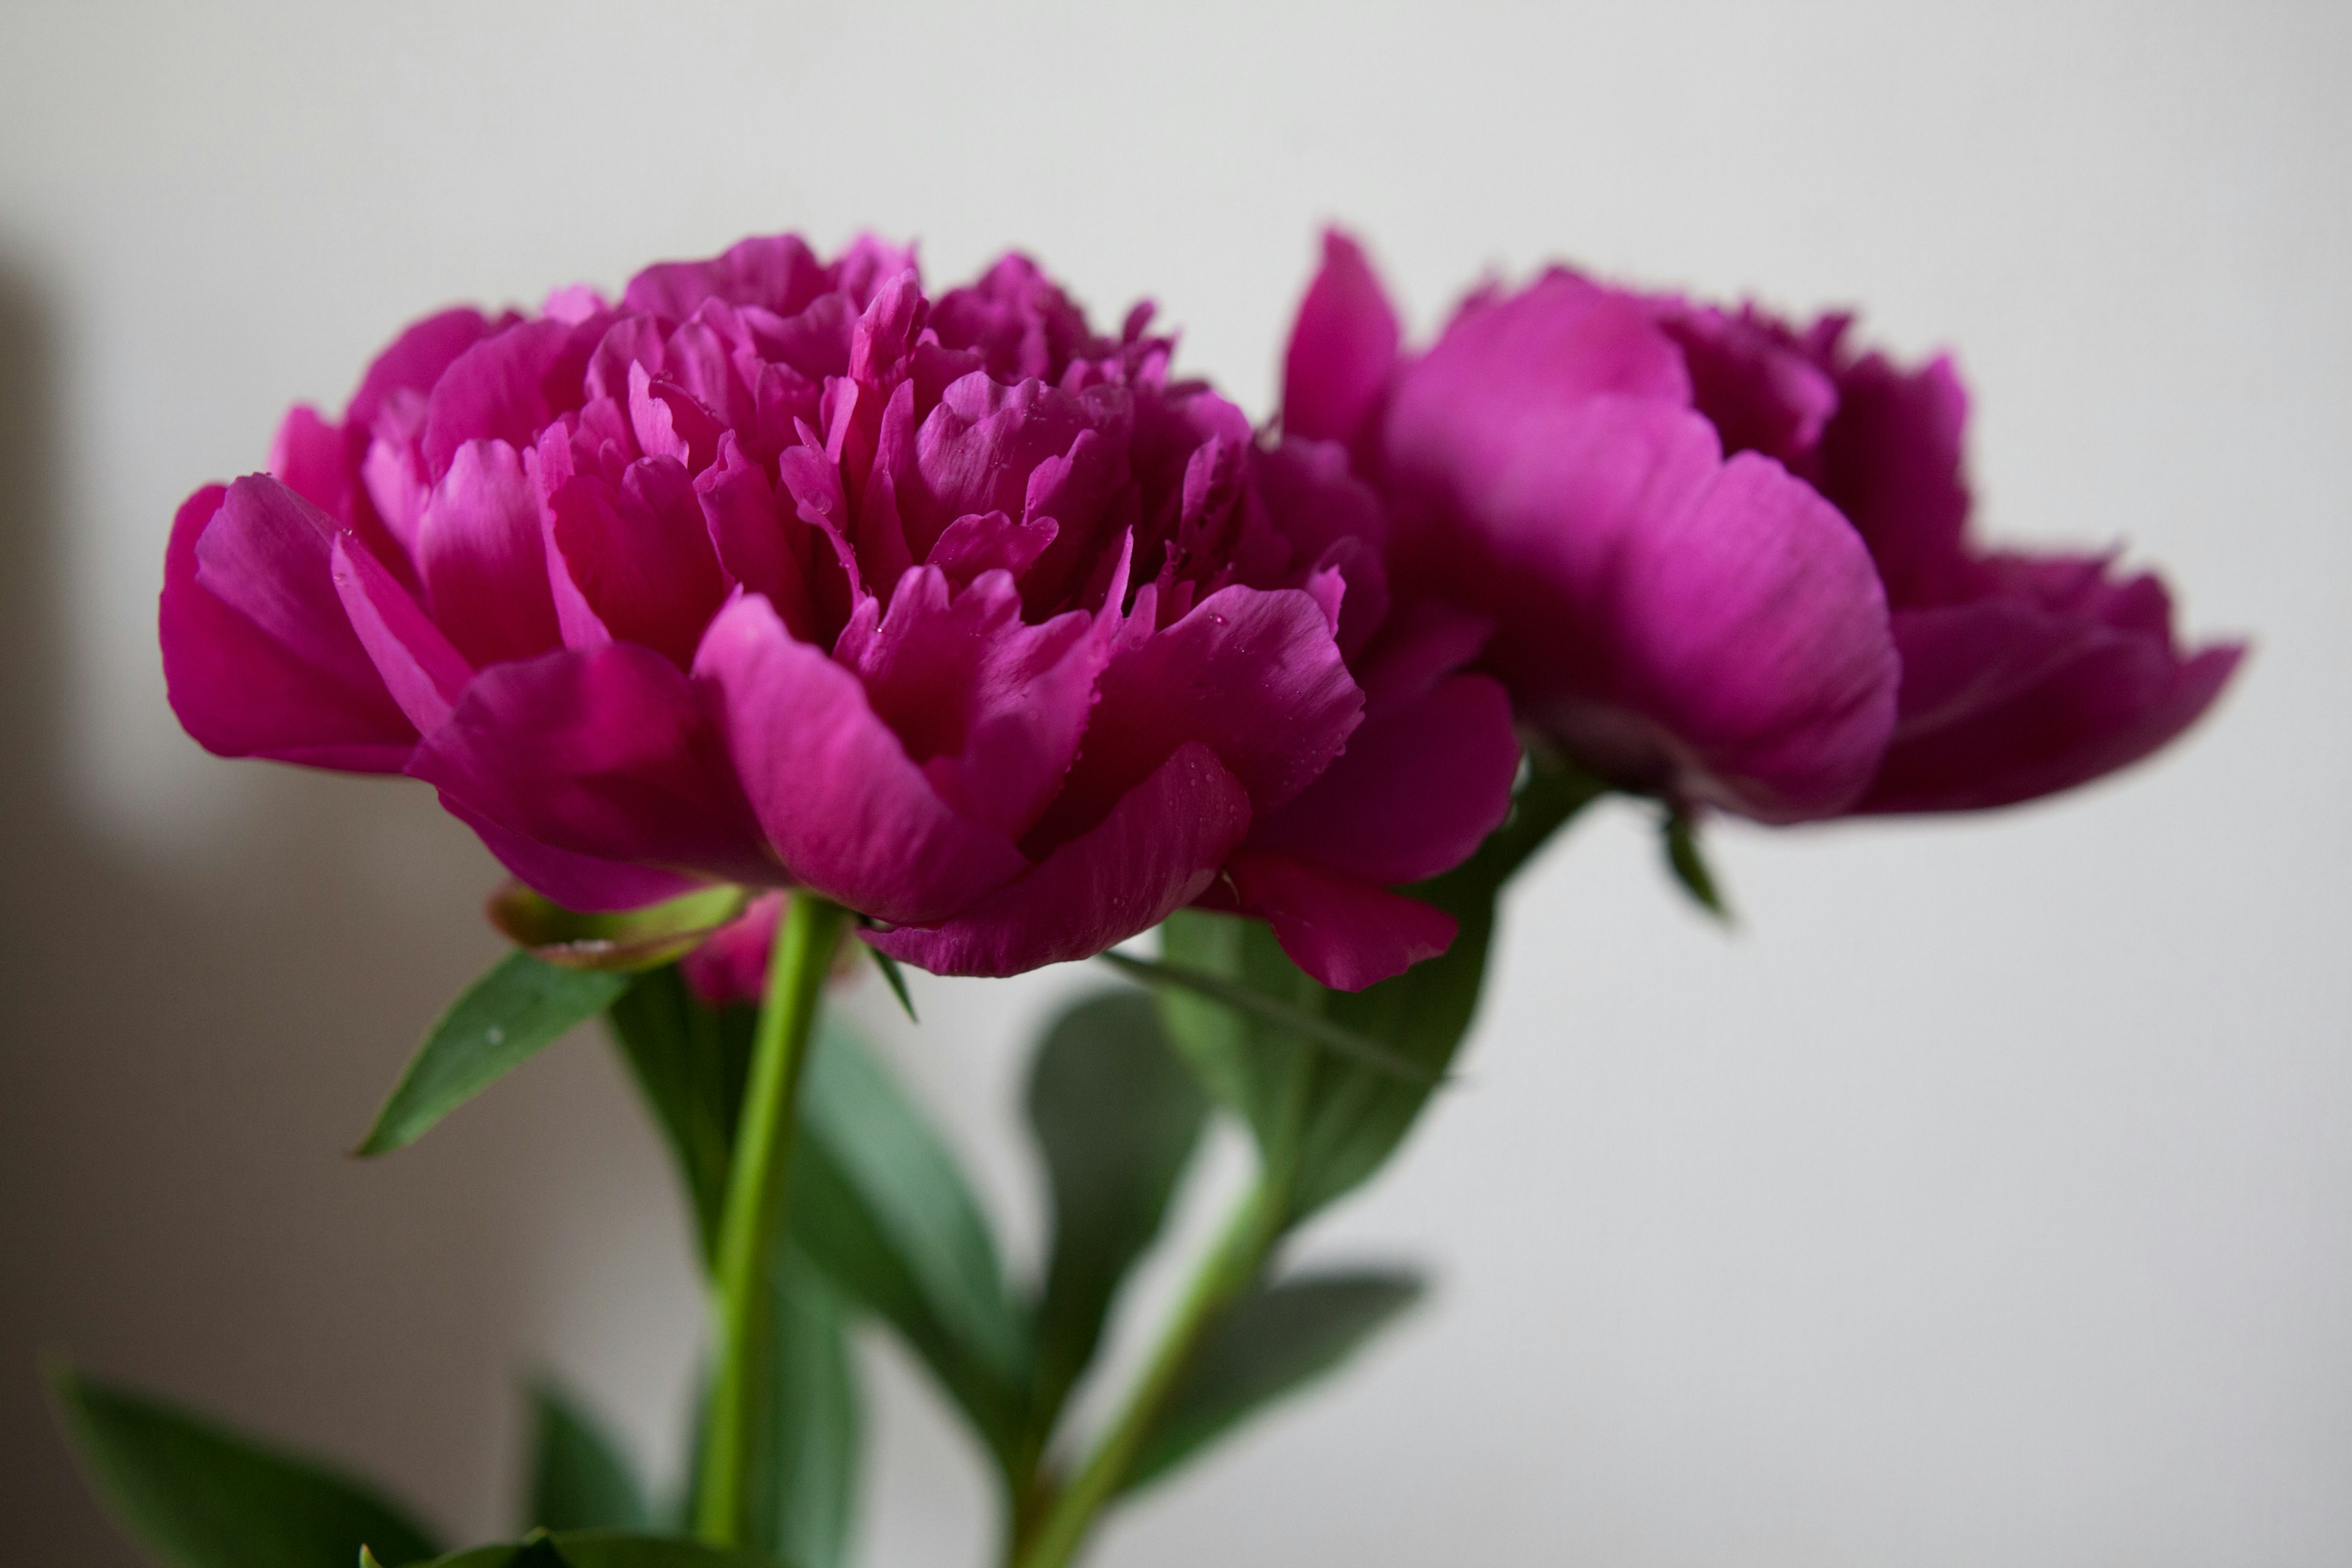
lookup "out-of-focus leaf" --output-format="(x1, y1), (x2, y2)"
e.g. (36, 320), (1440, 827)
(792, 1022), (1028, 1466)
(865, 944), (917, 1022)
(1662, 812), (1731, 921)
(739, 1252), (859, 1568)
(356, 954), (627, 1157)
(412, 1531), (782, 1567)
(488, 883), (749, 973)
(1123, 1270), (1425, 1492)
(603, 965), (758, 1270)
(1155, 754), (1602, 1218)
(48, 1361), (442, 1568)
(1024, 992), (1209, 1447)
(525, 1382), (649, 1534)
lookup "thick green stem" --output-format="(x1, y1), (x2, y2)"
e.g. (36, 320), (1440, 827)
(693, 891), (851, 1547)
(1015, 1175), (1289, 1568)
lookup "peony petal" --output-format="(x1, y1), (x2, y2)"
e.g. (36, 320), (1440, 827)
(835, 565), (1109, 840)
(1450, 399), (1899, 821)
(1386, 270), (1691, 508)
(1860, 598), (2245, 812)
(1039, 582), (1364, 848)
(698, 434), (816, 638)
(350, 307), (506, 432)
(162, 478), (415, 771)
(545, 458), (729, 668)
(1816, 352), (1978, 607)
(1221, 851), (1457, 992)
(871, 741), (1252, 978)
(1282, 228), (1401, 450)
(422, 318), (592, 475)
(408, 642), (771, 884)
(681, 892), (786, 1005)
(693, 594), (1027, 925)
(439, 792), (707, 913)
(330, 536), (473, 734)
(413, 439), (563, 666)
(1250, 672), (1519, 887)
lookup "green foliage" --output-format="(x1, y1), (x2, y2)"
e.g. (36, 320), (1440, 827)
(733, 1253), (860, 1568)
(526, 1384), (649, 1534)
(791, 1023), (1030, 1465)
(1662, 812), (1731, 921)
(401, 1531), (781, 1568)
(48, 1362), (442, 1568)
(1023, 992), (1210, 1447)
(1125, 1269), (1426, 1491)
(603, 966), (760, 1270)
(864, 944), (917, 1022)
(488, 883), (750, 973)
(1156, 754), (1603, 1219)
(357, 954), (628, 1156)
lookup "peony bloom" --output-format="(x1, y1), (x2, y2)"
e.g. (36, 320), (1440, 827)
(162, 235), (1518, 989)
(1283, 231), (2242, 820)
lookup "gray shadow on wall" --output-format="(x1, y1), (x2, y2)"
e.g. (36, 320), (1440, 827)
(0, 253), (674, 1559)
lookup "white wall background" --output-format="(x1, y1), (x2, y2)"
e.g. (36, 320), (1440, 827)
(1, 2), (2344, 1564)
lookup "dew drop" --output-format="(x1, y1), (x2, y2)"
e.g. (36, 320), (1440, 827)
(485, 1026), (507, 1046)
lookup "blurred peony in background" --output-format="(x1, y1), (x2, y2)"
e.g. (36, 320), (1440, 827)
(0, 3), (2343, 1566)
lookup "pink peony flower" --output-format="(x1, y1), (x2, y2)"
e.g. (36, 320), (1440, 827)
(162, 235), (1518, 989)
(1283, 230), (2242, 820)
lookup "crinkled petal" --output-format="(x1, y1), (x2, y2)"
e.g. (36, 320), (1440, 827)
(872, 741), (1251, 978)
(1817, 352), (1977, 606)
(1283, 229), (1402, 450)
(162, 478), (415, 771)
(693, 594), (1027, 925)
(1039, 582), (1364, 846)
(408, 642), (771, 883)
(1250, 673), (1519, 886)
(1223, 850), (1457, 992)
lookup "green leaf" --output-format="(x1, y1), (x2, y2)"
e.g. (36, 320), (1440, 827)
(48, 1361), (442, 1568)
(739, 1253), (859, 1568)
(864, 944), (917, 1022)
(1155, 753), (1602, 1218)
(791, 1022), (1030, 1466)
(525, 1383), (649, 1534)
(1125, 1269), (1423, 1491)
(1024, 992), (1210, 1446)
(356, 954), (628, 1157)
(415, 1531), (782, 1568)
(488, 883), (750, 973)
(1662, 812), (1732, 922)
(603, 965), (759, 1270)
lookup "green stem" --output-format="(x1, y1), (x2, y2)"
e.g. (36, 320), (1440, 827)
(1015, 1175), (1289, 1568)
(693, 891), (851, 1547)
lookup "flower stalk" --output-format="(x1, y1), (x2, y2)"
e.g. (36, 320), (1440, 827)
(1016, 1175), (1290, 1568)
(693, 889), (851, 1548)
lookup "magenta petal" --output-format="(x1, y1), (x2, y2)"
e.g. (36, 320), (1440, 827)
(439, 793), (706, 913)
(1860, 598), (2245, 812)
(1818, 352), (1978, 607)
(872, 741), (1252, 978)
(698, 435), (816, 638)
(693, 594), (1027, 926)
(331, 537), (473, 733)
(162, 478), (415, 772)
(408, 642), (771, 883)
(1223, 851), (1457, 992)
(350, 307), (505, 432)
(1250, 672), (1519, 886)
(423, 318), (589, 474)
(1283, 229), (1401, 449)
(546, 459), (728, 668)
(1387, 272), (1691, 503)
(1468, 400), (1899, 821)
(682, 892), (786, 1005)
(413, 439), (562, 666)
(1046, 582), (1364, 840)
